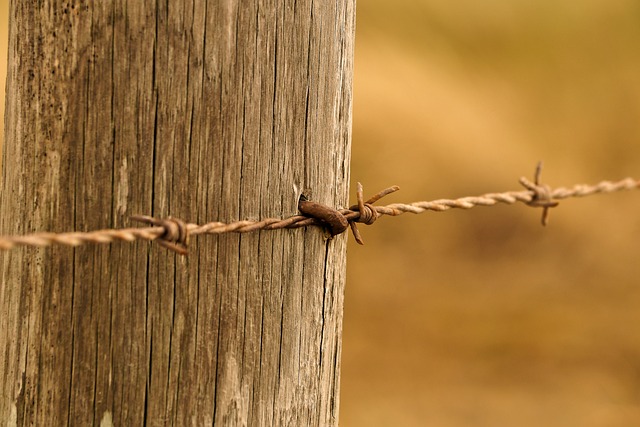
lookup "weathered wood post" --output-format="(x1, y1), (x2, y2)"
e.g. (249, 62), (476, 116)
(0, 1), (355, 425)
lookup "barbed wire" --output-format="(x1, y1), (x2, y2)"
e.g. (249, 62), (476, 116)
(0, 163), (638, 254)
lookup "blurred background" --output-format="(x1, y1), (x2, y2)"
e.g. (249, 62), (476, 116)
(1, 1), (639, 426)
(343, 1), (640, 426)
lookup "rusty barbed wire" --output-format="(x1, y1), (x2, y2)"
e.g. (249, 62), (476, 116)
(0, 163), (638, 254)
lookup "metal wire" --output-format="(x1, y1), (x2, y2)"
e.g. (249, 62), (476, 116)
(0, 164), (638, 254)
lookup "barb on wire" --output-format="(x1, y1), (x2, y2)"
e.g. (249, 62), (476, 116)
(0, 163), (638, 255)
(519, 161), (559, 225)
(130, 215), (190, 255)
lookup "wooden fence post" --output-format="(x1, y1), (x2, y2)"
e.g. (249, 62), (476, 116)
(0, 1), (355, 425)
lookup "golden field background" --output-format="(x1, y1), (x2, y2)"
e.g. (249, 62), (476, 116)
(2, 1), (640, 426)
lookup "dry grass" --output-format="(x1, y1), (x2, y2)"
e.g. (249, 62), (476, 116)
(2, 1), (639, 426)
(343, 1), (640, 426)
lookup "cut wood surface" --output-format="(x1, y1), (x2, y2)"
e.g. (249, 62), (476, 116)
(0, 1), (355, 425)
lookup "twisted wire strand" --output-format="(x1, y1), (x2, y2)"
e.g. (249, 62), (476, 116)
(0, 174), (638, 253)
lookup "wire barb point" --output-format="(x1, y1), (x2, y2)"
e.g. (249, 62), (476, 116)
(347, 183), (400, 244)
(131, 215), (190, 255)
(0, 170), (637, 254)
(519, 161), (559, 226)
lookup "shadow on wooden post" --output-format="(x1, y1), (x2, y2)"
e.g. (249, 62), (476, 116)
(0, 1), (355, 425)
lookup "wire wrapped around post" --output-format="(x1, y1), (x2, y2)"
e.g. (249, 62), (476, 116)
(0, 164), (637, 254)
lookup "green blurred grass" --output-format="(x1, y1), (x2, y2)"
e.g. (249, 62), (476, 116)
(1, 1), (639, 426)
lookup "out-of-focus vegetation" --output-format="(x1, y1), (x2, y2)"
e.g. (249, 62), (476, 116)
(343, 1), (640, 426)
(1, 1), (639, 426)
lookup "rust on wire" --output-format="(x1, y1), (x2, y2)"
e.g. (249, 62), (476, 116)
(298, 195), (349, 236)
(297, 183), (399, 244)
(0, 164), (638, 254)
(346, 183), (400, 244)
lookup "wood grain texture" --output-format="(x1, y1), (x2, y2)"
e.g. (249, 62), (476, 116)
(0, 1), (355, 425)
